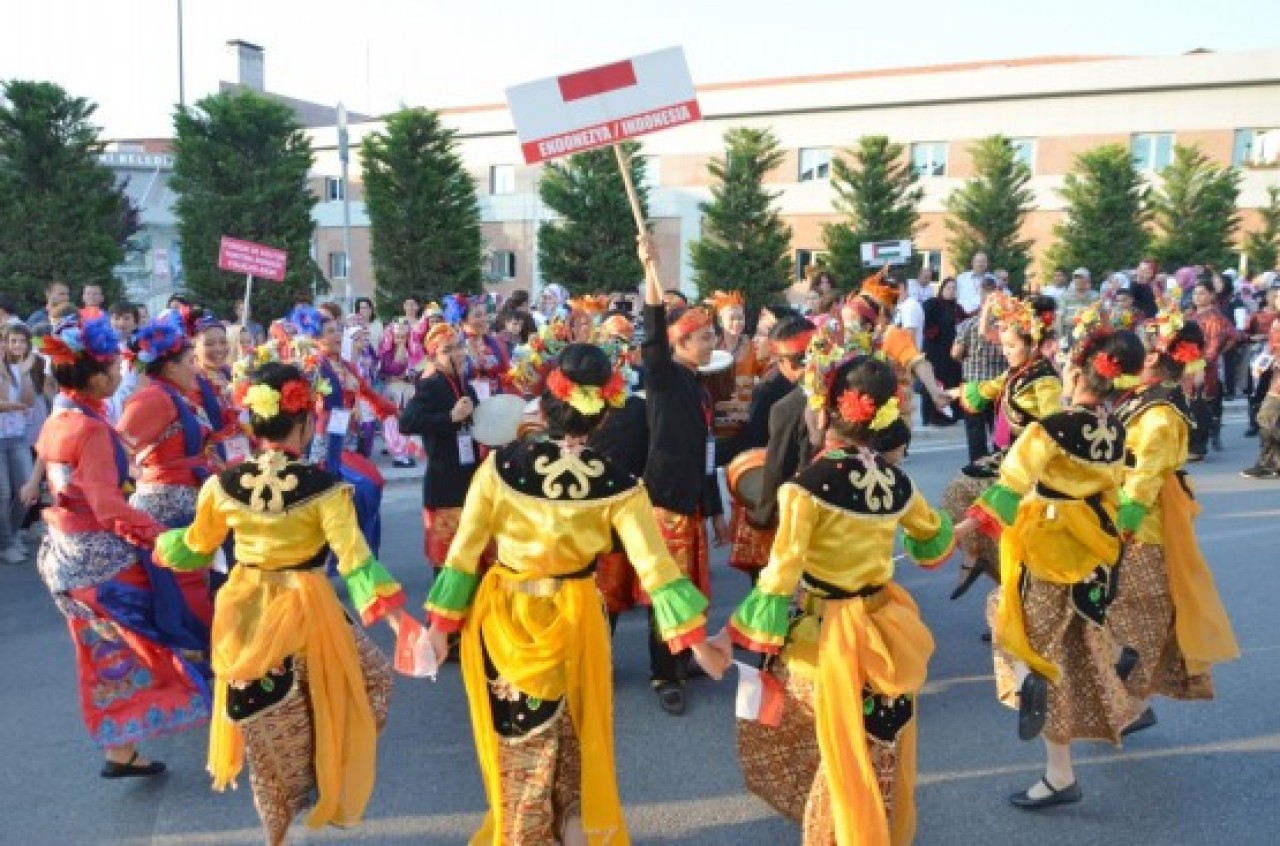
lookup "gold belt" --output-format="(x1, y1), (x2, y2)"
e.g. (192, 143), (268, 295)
(496, 562), (597, 597)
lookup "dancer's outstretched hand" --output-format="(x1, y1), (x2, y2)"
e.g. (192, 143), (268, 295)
(691, 640), (730, 681)
(425, 623), (452, 668)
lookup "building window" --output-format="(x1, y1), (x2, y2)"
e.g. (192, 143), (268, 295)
(642, 156), (661, 190)
(798, 148), (832, 182)
(1010, 138), (1036, 171)
(325, 176), (345, 201)
(911, 143), (947, 177)
(328, 251), (348, 279)
(795, 249), (826, 281)
(919, 250), (943, 278)
(489, 250), (516, 280)
(490, 165), (516, 195)
(1131, 133), (1174, 172)
(1233, 128), (1280, 167)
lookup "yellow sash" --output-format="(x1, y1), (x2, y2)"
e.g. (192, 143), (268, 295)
(1159, 474), (1240, 673)
(462, 569), (627, 845)
(208, 565), (377, 829)
(812, 583), (933, 846)
(995, 495), (1120, 682)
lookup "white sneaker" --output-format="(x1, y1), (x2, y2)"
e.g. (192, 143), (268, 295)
(1, 544), (25, 565)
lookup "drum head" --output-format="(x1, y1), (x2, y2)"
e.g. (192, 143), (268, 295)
(727, 447), (767, 508)
(699, 349), (734, 374)
(471, 394), (528, 447)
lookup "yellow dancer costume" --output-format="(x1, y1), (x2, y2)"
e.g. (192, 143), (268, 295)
(155, 448), (402, 844)
(970, 408), (1143, 743)
(1109, 383), (1239, 698)
(729, 447), (954, 846)
(426, 439), (708, 845)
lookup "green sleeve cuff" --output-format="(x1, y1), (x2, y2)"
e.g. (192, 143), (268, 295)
(154, 528), (214, 572)
(343, 555), (405, 624)
(978, 482), (1021, 526)
(649, 578), (709, 637)
(904, 510), (956, 568)
(961, 381), (990, 413)
(425, 566), (480, 618)
(729, 589), (791, 652)
(1117, 491), (1150, 534)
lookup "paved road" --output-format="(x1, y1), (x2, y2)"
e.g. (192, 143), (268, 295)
(1, 412), (1276, 845)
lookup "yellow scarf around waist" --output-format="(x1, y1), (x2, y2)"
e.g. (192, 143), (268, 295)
(208, 565), (377, 830)
(462, 567), (627, 846)
(995, 495), (1120, 682)
(811, 582), (933, 846)
(1159, 474), (1240, 674)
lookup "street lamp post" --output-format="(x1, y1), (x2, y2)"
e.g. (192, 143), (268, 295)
(177, 0), (185, 108)
(336, 102), (353, 310)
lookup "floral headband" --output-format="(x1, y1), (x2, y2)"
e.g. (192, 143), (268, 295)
(836, 389), (900, 431)
(134, 316), (187, 365)
(568, 294), (610, 316)
(236, 377), (328, 420)
(289, 305), (327, 339)
(707, 290), (745, 313)
(669, 306), (713, 341)
(990, 293), (1053, 343)
(507, 319), (572, 395)
(801, 321), (858, 411)
(546, 368), (628, 416)
(41, 315), (120, 366)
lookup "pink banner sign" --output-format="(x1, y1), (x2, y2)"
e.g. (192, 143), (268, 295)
(218, 236), (288, 282)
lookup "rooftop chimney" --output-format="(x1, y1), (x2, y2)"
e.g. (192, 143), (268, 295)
(226, 39), (265, 91)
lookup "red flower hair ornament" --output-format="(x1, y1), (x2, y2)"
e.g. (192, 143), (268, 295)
(1093, 353), (1122, 380)
(1170, 340), (1202, 365)
(837, 389), (877, 425)
(279, 380), (314, 414)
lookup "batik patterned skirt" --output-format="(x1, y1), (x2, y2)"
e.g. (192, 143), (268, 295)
(423, 506), (497, 571)
(940, 472), (999, 571)
(642, 507), (710, 601)
(39, 529), (210, 749)
(727, 502), (775, 576)
(994, 571), (1142, 745)
(132, 482), (214, 627)
(231, 626), (393, 846)
(1108, 541), (1215, 702)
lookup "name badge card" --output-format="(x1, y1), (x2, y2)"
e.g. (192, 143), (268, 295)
(222, 435), (252, 465)
(706, 436), (716, 475)
(457, 431), (476, 466)
(327, 408), (352, 435)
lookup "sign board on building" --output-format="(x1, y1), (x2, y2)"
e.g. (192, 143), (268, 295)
(506, 47), (701, 165)
(860, 240), (913, 267)
(218, 236), (287, 281)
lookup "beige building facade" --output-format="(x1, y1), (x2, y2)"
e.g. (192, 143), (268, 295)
(307, 48), (1280, 303)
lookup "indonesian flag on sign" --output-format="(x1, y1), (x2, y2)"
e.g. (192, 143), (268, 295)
(734, 661), (785, 726)
(506, 46), (702, 164)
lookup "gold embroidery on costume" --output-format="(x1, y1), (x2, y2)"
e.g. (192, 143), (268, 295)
(1081, 417), (1119, 460)
(849, 462), (899, 513)
(489, 676), (522, 703)
(239, 451), (300, 513)
(532, 454), (606, 500)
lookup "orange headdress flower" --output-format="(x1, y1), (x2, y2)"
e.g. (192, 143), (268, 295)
(568, 294), (610, 315)
(837, 389), (877, 424)
(708, 290), (745, 313)
(423, 323), (459, 355)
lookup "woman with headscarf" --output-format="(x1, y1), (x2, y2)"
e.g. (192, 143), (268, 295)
(534, 283), (570, 328)
(921, 277), (965, 425)
(377, 317), (424, 468)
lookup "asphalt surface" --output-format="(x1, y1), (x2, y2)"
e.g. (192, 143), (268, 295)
(0, 407), (1276, 845)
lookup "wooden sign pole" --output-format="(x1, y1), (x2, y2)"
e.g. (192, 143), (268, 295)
(612, 144), (662, 291)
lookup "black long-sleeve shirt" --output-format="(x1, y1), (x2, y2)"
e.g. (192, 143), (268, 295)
(749, 384), (815, 528)
(398, 370), (480, 508)
(640, 304), (723, 518)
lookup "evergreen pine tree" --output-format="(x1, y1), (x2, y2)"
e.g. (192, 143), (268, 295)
(689, 127), (792, 310)
(0, 80), (136, 313)
(1149, 144), (1242, 269)
(170, 90), (319, 320)
(944, 135), (1035, 285)
(1044, 144), (1150, 277)
(1243, 185), (1280, 274)
(361, 108), (483, 313)
(538, 142), (648, 295)
(822, 135), (923, 288)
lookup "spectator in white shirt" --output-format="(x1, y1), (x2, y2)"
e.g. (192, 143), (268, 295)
(955, 252), (990, 315)
(906, 266), (934, 303)
(895, 283), (926, 349)
(1041, 268), (1068, 301)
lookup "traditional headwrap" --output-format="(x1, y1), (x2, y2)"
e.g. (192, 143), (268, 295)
(772, 325), (815, 356)
(1145, 283), (1204, 371)
(668, 305), (713, 342)
(1071, 300), (1107, 341)
(707, 290), (745, 314)
(801, 321), (858, 411)
(40, 314), (120, 366)
(596, 314), (634, 343)
(422, 323), (460, 356)
(444, 293), (489, 326)
(568, 294), (610, 316)
(507, 319), (572, 395)
(858, 266), (901, 312)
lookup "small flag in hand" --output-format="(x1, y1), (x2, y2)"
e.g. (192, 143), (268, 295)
(734, 661), (785, 726)
(394, 614), (439, 680)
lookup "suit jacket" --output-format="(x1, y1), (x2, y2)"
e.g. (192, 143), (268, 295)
(718, 368), (796, 465)
(641, 304), (724, 518)
(398, 370), (480, 508)
(749, 384), (816, 528)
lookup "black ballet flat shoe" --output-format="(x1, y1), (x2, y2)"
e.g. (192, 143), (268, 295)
(655, 681), (686, 716)
(980, 631), (993, 643)
(1115, 646), (1140, 681)
(1009, 777), (1082, 810)
(1017, 674), (1049, 741)
(1121, 707), (1159, 738)
(101, 752), (166, 779)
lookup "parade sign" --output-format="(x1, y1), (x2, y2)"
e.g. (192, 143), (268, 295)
(218, 236), (288, 282)
(860, 240), (914, 267)
(506, 47), (701, 165)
